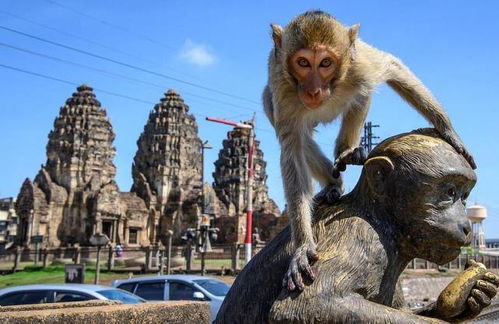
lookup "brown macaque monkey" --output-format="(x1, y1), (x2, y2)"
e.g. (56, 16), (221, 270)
(263, 10), (476, 291)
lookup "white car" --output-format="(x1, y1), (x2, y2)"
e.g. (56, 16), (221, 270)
(111, 275), (230, 321)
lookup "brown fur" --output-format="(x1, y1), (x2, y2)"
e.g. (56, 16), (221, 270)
(263, 10), (476, 291)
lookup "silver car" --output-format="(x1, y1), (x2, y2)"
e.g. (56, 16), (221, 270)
(0, 284), (146, 306)
(111, 275), (230, 321)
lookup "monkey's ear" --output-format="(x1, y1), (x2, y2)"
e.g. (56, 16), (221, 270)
(364, 156), (394, 197)
(271, 24), (283, 49)
(348, 24), (360, 44)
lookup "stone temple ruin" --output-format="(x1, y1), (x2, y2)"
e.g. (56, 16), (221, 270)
(131, 90), (203, 244)
(16, 85), (150, 247)
(15, 85), (283, 248)
(212, 127), (283, 243)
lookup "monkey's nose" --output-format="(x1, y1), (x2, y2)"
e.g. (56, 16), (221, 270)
(307, 88), (321, 98)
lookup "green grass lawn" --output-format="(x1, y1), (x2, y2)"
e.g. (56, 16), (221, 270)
(192, 258), (232, 269)
(0, 266), (131, 289)
(0, 259), (239, 289)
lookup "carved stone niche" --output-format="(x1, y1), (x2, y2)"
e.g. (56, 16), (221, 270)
(215, 129), (497, 324)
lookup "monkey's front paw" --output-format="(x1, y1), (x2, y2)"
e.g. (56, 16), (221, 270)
(333, 147), (367, 178)
(283, 242), (319, 291)
(315, 184), (343, 205)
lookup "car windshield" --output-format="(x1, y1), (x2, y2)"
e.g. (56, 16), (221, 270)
(97, 289), (146, 304)
(193, 279), (230, 297)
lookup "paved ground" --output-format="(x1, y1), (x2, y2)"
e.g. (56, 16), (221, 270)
(469, 299), (499, 323)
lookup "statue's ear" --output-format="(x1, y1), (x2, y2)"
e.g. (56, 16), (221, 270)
(271, 24), (283, 49)
(364, 156), (394, 197)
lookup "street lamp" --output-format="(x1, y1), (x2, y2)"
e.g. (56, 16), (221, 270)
(181, 224), (219, 276)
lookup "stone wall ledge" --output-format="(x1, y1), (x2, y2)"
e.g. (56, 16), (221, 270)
(0, 300), (120, 312)
(0, 300), (210, 324)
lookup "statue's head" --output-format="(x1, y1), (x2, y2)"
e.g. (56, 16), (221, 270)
(359, 128), (476, 264)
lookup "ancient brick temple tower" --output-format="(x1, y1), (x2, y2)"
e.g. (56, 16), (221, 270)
(16, 85), (150, 247)
(44, 84), (117, 191)
(132, 89), (203, 243)
(212, 126), (282, 243)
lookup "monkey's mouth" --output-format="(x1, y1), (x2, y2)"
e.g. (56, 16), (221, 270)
(303, 100), (322, 109)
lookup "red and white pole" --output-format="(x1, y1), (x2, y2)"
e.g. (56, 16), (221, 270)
(206, 116), (255, 264)
(244, 125), (255, 264)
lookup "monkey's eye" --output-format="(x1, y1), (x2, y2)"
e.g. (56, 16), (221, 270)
(297, 57), (310, 67)
(320, 58), (333, 68)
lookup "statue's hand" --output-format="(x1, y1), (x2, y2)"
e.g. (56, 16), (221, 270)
(435, 260), (498, 321)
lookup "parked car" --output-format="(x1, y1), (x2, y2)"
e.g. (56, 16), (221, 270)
(0, 284), (146, 306)
(111, 275), (230, 321)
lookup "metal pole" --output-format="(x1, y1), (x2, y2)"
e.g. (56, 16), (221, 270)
(167, 234), (172, 275)
(34, 241), (40, 266)
(159, 249), (164, 275)
(368, 122), (372, 152)
(94, 246), (101, 284)
(186, 242), (192, 272)
(201, 251), (206, 276)
(201, 144), (205, 215)
(244, 119), (255, 264)
(201, 230), (206, 276)
(13, 246), (20, 272)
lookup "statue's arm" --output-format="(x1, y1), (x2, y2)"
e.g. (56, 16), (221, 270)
(413, 261), (498, 322)
(392, 280), (441, 319)
(270, 294), (446, 323)
(392, 278), (408, 310)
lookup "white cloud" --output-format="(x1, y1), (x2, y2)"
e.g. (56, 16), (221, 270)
(178, 39), (216, 67)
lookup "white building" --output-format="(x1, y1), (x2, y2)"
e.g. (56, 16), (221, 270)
(0, 197), (18, 250)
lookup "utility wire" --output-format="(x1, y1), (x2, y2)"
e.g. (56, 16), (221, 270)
(0, 63), (252, 125)
(0, 10), (153, 64)
(0, 41), (262, 113)
(0, 25), (260, 105)
(43, 0), (177, 50)
(0, 63), (332, 147)
(0, 9), (200, 81)
(0, 63), (153, 105)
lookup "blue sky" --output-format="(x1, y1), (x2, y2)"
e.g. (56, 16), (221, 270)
(1, 1), (498, 237)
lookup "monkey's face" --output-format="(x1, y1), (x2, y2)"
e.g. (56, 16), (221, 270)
(270, 11), (358, 109)
(398, 175), (474, 264)
(367, 131), (477, 264)
(390, 159), (476, 264)
(288, 45), (338, 109)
